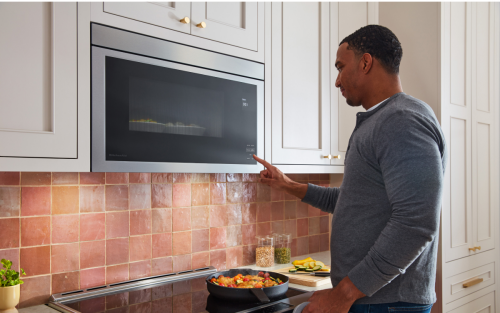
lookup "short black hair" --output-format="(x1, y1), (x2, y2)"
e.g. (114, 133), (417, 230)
(339, 25), (403, 74)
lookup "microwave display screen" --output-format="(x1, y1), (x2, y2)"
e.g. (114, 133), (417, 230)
(105, 56), (258, 165)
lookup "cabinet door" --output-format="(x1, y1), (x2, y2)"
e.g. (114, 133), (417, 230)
(331, 2), (378, 163)
(442, 2), (474, 262)
(191, 2), (259, 51)
(0, 3), (77, 158)
(471, 2), (496, 254)
(271, 2), (331, 165)
(447, 291), (495, 313)
(103, 2), (191, 34)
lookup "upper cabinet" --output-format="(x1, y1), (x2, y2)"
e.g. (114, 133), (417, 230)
(91, 2), (265, 62)
(0, 3), (90, 171)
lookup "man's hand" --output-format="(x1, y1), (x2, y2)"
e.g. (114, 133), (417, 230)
(303, 276), (365, 313)
(253, 155), (308, 199)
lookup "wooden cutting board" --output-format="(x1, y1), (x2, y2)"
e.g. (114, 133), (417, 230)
(276, 266), (331, 287)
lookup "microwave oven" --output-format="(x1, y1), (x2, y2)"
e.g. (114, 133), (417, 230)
(91, 24), (265, 173)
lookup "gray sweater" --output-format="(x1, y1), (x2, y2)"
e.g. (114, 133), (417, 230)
(302, 92), (446, 304)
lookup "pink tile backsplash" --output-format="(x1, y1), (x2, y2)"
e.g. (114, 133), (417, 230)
(0, 171), (331, 308)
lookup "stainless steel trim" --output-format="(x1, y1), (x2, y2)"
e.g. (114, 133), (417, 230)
(92, 24), (264, 80)
(50, 267), (217, 305)
(91, 46), (265, 173)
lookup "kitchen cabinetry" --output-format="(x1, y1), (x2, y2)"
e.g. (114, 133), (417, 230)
(91, 2), (264, 62)
(268, 2), (377, 172)
(0, 2), (90, 171)
(379, 2), (499, 312)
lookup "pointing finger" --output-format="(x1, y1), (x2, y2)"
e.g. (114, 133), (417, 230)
(253, 154), (273, 170)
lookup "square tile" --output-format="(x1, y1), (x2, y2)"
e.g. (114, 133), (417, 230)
(172, 184), (190, 208)
(106, 238), (129, 265)
(209, 173), (226, 183)
(256, 222), (271, 237)
(106, 173), (129, 184)
(80, 267), (105, 289)
(52, 173), (79, 185)
(52, 214), (79, 244)
(192, 252), (210, 270)
(21, 187), (50, 216)
(226, 246), (243, 268)
(0, 248), (19, 271)
(172, 254), (191, 272)
(242, 183), (257, 203)
(81, 240), (105, 269)
(20, 246), (50, 276)
(173, 294), (192, 312)
(256, 184), (271, 202)
(296, 237), (309, 256)
(226, 225), (242, 247)
(173, 173), (191, 184)
(242, 174), (259, 183)
(242, 245), (257, 266)
(210, 228), (226, 250)
(106, 211), (129, 239)
(129, 287), (151, 304)
(226, 204), (242, 226)
(0, 218), (19, 249)
(106, 291), (129, 310)
(285, 193), (298, 201)
(191, 173), (210, 183)
(296, 201), (309, 218)
(105, 185), (129, 211)
(308, 205), (321, 217)
(80, 213), (106, 241)
(271, 202), (284, 221)
(130, 173), (151, 184)
(80, 297), (106, 313)
(130, 235), (152, 262)
(173, 231), (191, 255)
(210, 183), (226, 205)
(309, 235), (320, 253)
(192, 229), (209, 253)
(241, 203), (257, 224)
(130, 210), (152, 235)
(227, 182), (242, 204)
(51, 243), (79, 273)
(151, 184), (172, 208)
(129, 184), (151, 210)
(0, 172), (20, 185)
(319, 233), (330, 252)
(0, 187), (20, 217)
(209, 205), (227, 227)
(106, 264), (129, 284)
(152, 233), (172, 258)
(297, 218), (309, 237)
(21, 216), (50, 246)
(284, 219), (297, 238)
(191, 183), (209, 206)
(130, 260), (152, 280)
(52, 271), (80, 294)
(152, 283), (172, 300)
(271, 188), (284, 201)
(226, 174), (242, 182)
(80, 186), (105, 213)
(284, 201), (297, 219)
(291, 238), (298, 257)
(191, 206), (209, 229)
(271, 221), (284, 234)
(256, 202), (271, 222)
(152, 208), (171, 233)
(320, 216), (329, 233)
(241, 224), (256, 245)
(309, 217), (320, 235)
(80, 173), (105, 185)
(21, 172), (51, 185)
(172, 207), (191, 232)
(52, 186), (79, 215)
(19, 275), (51, 308)
(152, 257), (173, 276)
(152, 173), (172, 184)
(210, 250), (226, 271)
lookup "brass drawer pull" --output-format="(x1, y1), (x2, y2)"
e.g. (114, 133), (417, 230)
(468, 246), (482, 252)
(323, 155), (341, 159)
(463, 278), (483, 288)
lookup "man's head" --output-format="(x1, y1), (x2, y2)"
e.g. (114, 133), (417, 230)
(335, 25), (403, 107)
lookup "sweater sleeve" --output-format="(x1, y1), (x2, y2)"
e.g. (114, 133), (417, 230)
(301, 183), (340, 214)
(348, 110), (445, 297)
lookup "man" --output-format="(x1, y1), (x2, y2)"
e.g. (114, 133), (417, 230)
(253, 25), (446, 313)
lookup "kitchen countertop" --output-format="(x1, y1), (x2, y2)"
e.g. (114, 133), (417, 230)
(19, 305), (58, 313)
(237, 250), (332, 292)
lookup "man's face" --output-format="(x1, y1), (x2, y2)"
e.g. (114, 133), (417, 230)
(335, 43), (363, 107)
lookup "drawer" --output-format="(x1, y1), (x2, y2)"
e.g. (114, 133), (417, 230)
(444, 262), (495, 304)
(447, 291), (495, 313)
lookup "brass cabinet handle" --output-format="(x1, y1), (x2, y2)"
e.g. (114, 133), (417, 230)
(469, 247), (475, 252)
(180, 17), (190, 24)
(469, 246), (482, 252)
(196, 22), (207, 28)
(323, 155), (341, 160)
(463, 277), (483, 288)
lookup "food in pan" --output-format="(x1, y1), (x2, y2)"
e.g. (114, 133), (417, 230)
(209, 271), (284, 288)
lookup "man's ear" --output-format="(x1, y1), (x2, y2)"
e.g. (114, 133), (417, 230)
(361, 53), (373, 74)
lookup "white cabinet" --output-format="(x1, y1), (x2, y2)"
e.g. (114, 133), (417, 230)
(447, 291), (495, 313)
(191, 2), (258, 51)
(103, 2), (191, 34)
(0, 3), (90, 171)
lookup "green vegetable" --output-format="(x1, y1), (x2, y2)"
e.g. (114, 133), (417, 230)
(296, 266), (306, 271)
(275, 247), (291, 264)
(289, 268), (297, 273)
(312, 265), (322, 271)
(0, 259), (26, 287)
(305, 268), (314, 272)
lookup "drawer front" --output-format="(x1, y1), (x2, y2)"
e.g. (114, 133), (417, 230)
(447, 291), (495, 313)
(445, 262), (495, 304)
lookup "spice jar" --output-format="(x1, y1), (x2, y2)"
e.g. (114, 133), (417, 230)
(275, 233), (292, 264)
(256, 236), (274, 267)
(272, 233), (282, 263)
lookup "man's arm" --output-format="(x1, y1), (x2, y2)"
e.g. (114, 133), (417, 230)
(348, 111), (445, 296)
(302, 183), (340, 214)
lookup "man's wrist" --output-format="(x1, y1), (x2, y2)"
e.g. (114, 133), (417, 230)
(337, 276), (366, 303)
(284, 181), (308, 200)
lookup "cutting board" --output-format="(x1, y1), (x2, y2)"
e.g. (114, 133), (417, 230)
(276, 266), (331, 287)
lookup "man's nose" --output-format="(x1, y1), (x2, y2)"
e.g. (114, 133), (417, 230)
(335, 74), (341, 88)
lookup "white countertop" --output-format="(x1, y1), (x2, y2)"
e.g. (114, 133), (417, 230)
(19, 305), (58, 313)
(238, 250), (332, 292)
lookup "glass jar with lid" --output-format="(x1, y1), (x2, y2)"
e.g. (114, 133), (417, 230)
(255, 236), (274, 267)
(276, 233), (292, 264)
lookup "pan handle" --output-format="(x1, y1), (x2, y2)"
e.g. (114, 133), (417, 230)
(250, 288), (271, 303)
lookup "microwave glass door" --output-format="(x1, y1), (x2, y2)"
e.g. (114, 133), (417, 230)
(92, 47), (263, 171)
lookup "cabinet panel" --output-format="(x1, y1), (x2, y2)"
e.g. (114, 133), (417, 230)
(445, 262), (495, 304)
(103, 2), (191, 34)
(450, 2), (467, 107)
(191, 2), (258, 51)
(271, 2), (330, 165)
(447, 291), (495, 313)
(0, 3), (77, 158)
(475, 3), (490, 113)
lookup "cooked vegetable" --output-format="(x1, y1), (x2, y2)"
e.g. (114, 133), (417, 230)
(312, 265), (322, 271)
(305, 268), (314, 272)
(211, 273), (281, 288)
(292, 257), (314, 266)
(289, 268), (297, 273)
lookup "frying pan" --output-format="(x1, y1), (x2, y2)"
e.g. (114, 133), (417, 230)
(206, 268), (289, 303)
